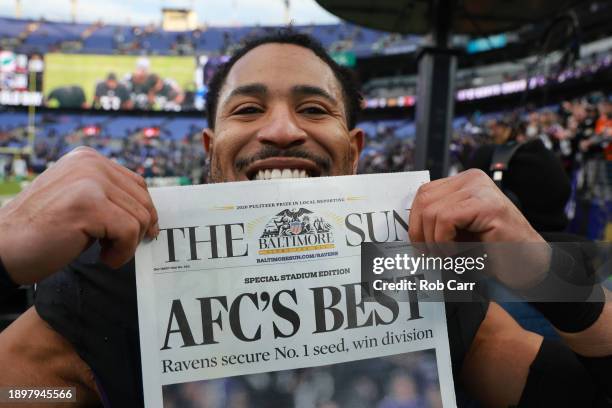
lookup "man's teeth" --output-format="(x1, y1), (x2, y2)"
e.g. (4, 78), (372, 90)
(254, 169), (309, 180)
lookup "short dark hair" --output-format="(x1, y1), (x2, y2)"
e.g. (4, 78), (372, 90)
(205, 29), (362, 130)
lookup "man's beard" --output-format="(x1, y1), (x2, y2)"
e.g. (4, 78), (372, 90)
(209, 145), (346, 183)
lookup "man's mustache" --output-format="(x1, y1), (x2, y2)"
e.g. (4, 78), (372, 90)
(235, 146), (331, 174)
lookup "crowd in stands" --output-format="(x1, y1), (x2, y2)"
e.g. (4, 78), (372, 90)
(163, 351), (441, 408)
(0, 17), (417, 58)
(1, 95), (610, 173)
(1, 93), (611, 190)
(357, 94), (612, 204)
(1, 91), (611, 237)
(4, 15), (612, 120)
(362, 37), (612, 101)
(356, 94), (612, 240)
(0, 113), (207, 184)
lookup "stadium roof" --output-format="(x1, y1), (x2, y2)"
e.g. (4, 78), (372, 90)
(315, 0), (578, 34)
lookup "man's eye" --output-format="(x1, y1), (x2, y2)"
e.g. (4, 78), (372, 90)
(300, 106), (327, 115)
(234, 106), (262, 115)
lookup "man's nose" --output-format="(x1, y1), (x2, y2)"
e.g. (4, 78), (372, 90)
(256, 107), (307, 148)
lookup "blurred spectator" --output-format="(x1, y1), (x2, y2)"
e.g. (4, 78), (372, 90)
(377, 372), (426, 408)
(11, 154), (27, 180)
(3, 88), (610, 237)
(93, 73), (132, 110)
(124, 57), (156, 110)
(46, 85), (87, 109)
(162, 351), (440, 408)
(147, 74), (184, 111)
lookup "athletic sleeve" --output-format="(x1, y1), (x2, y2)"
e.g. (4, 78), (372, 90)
(34, 243), (144, 407)
(0, 255), (18, 292)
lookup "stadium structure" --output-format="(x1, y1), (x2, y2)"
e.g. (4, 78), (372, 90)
(0, 2), (610, 245)
(0, 5), (611, 405)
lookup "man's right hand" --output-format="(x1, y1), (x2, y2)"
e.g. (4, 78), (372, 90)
(0, 147), (159, 285)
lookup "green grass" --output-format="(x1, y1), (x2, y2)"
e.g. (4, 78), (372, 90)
(0, 180), (23, 196)
(43, 53), (195, 104)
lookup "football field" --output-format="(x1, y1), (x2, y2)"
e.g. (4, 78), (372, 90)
(0, 180), (21, 196)
(43, 53), (196, 105)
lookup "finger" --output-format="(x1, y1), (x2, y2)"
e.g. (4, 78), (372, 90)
(409, 180), (440, 243)
(94, 201), (142, 269)
(417, 169), (487, 207)
(112, 166), (159, 237)
(63, 147), (158, 237)
(115, 178), (158, 238)
(409, 180), (454, 243)
(107, 156), (149, 190)
(408, 200), (424, 243)
(422, 203), (436, 244)
(101, 165), (159, 238)
(105, 183), (152, 241)
(433, 196), (482, 242)
(416, 169), (477, 195)
(410, 169), (491, 242)
(416, 173), (453, 193)
(418, 189), (468, 259)
(422, 188), (474, 243)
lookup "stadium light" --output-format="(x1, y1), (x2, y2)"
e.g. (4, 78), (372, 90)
(70, 0), (77, 23)
(15, 0), (21, 18)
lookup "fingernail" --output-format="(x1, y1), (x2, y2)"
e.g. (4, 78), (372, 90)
(145, 222), (158, 237)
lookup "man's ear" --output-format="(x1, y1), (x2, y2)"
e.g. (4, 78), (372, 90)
(203, 128), (214, 154)
(349, 127), (365, 174)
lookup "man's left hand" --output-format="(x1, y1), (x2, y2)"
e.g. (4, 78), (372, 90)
(409, 169), (550, 289)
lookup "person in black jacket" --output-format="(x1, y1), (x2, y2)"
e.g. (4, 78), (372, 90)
(470, 120), (571, 233)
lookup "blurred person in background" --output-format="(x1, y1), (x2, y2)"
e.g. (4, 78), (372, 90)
(318, 401), (340, 408)
(424, 385), (442, 408)
(377, 372), (426, 408)
(581, 98), (612, 201)
(471, 113), (573, 233)
(124, 57), (156, 110)
(10, 154), (27, 181)
(147, 74), (184, 111)
(0, 155), (7, 181)
(93, 72), (132, 110)
(486, 116), (526, 145)
(46, 84), (87, 109)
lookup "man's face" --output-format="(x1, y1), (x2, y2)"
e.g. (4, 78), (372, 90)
(204, 43), (364, 183)
(134, 68), (148, 82)
(488, 121), (510, 145)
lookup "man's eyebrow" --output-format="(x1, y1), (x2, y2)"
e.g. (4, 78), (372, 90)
(224, 83), (268, 102)
(291, 85), (338, 105)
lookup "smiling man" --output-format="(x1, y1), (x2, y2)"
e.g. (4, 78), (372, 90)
(0, 31), (610, 407)
(203, 35), (363, 183)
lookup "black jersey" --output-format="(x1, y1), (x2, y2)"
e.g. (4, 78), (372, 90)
(94, 81), (130, 110)
(124, 74), (155, 110)
(47, 85), (86, 109)
(151, 80), (180, 111)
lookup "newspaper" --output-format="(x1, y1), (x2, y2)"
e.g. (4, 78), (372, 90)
(136, 172), (457, 407)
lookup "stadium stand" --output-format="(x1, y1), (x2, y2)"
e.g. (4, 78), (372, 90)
(0, 17), (410, 56)
(0, 10), (610, 241)
(2, 92), (610, 210)
(0, 18), (29, 41)
(5, 86), (610, 237)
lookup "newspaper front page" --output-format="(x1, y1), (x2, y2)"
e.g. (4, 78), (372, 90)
(136, 172), (457, 407)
